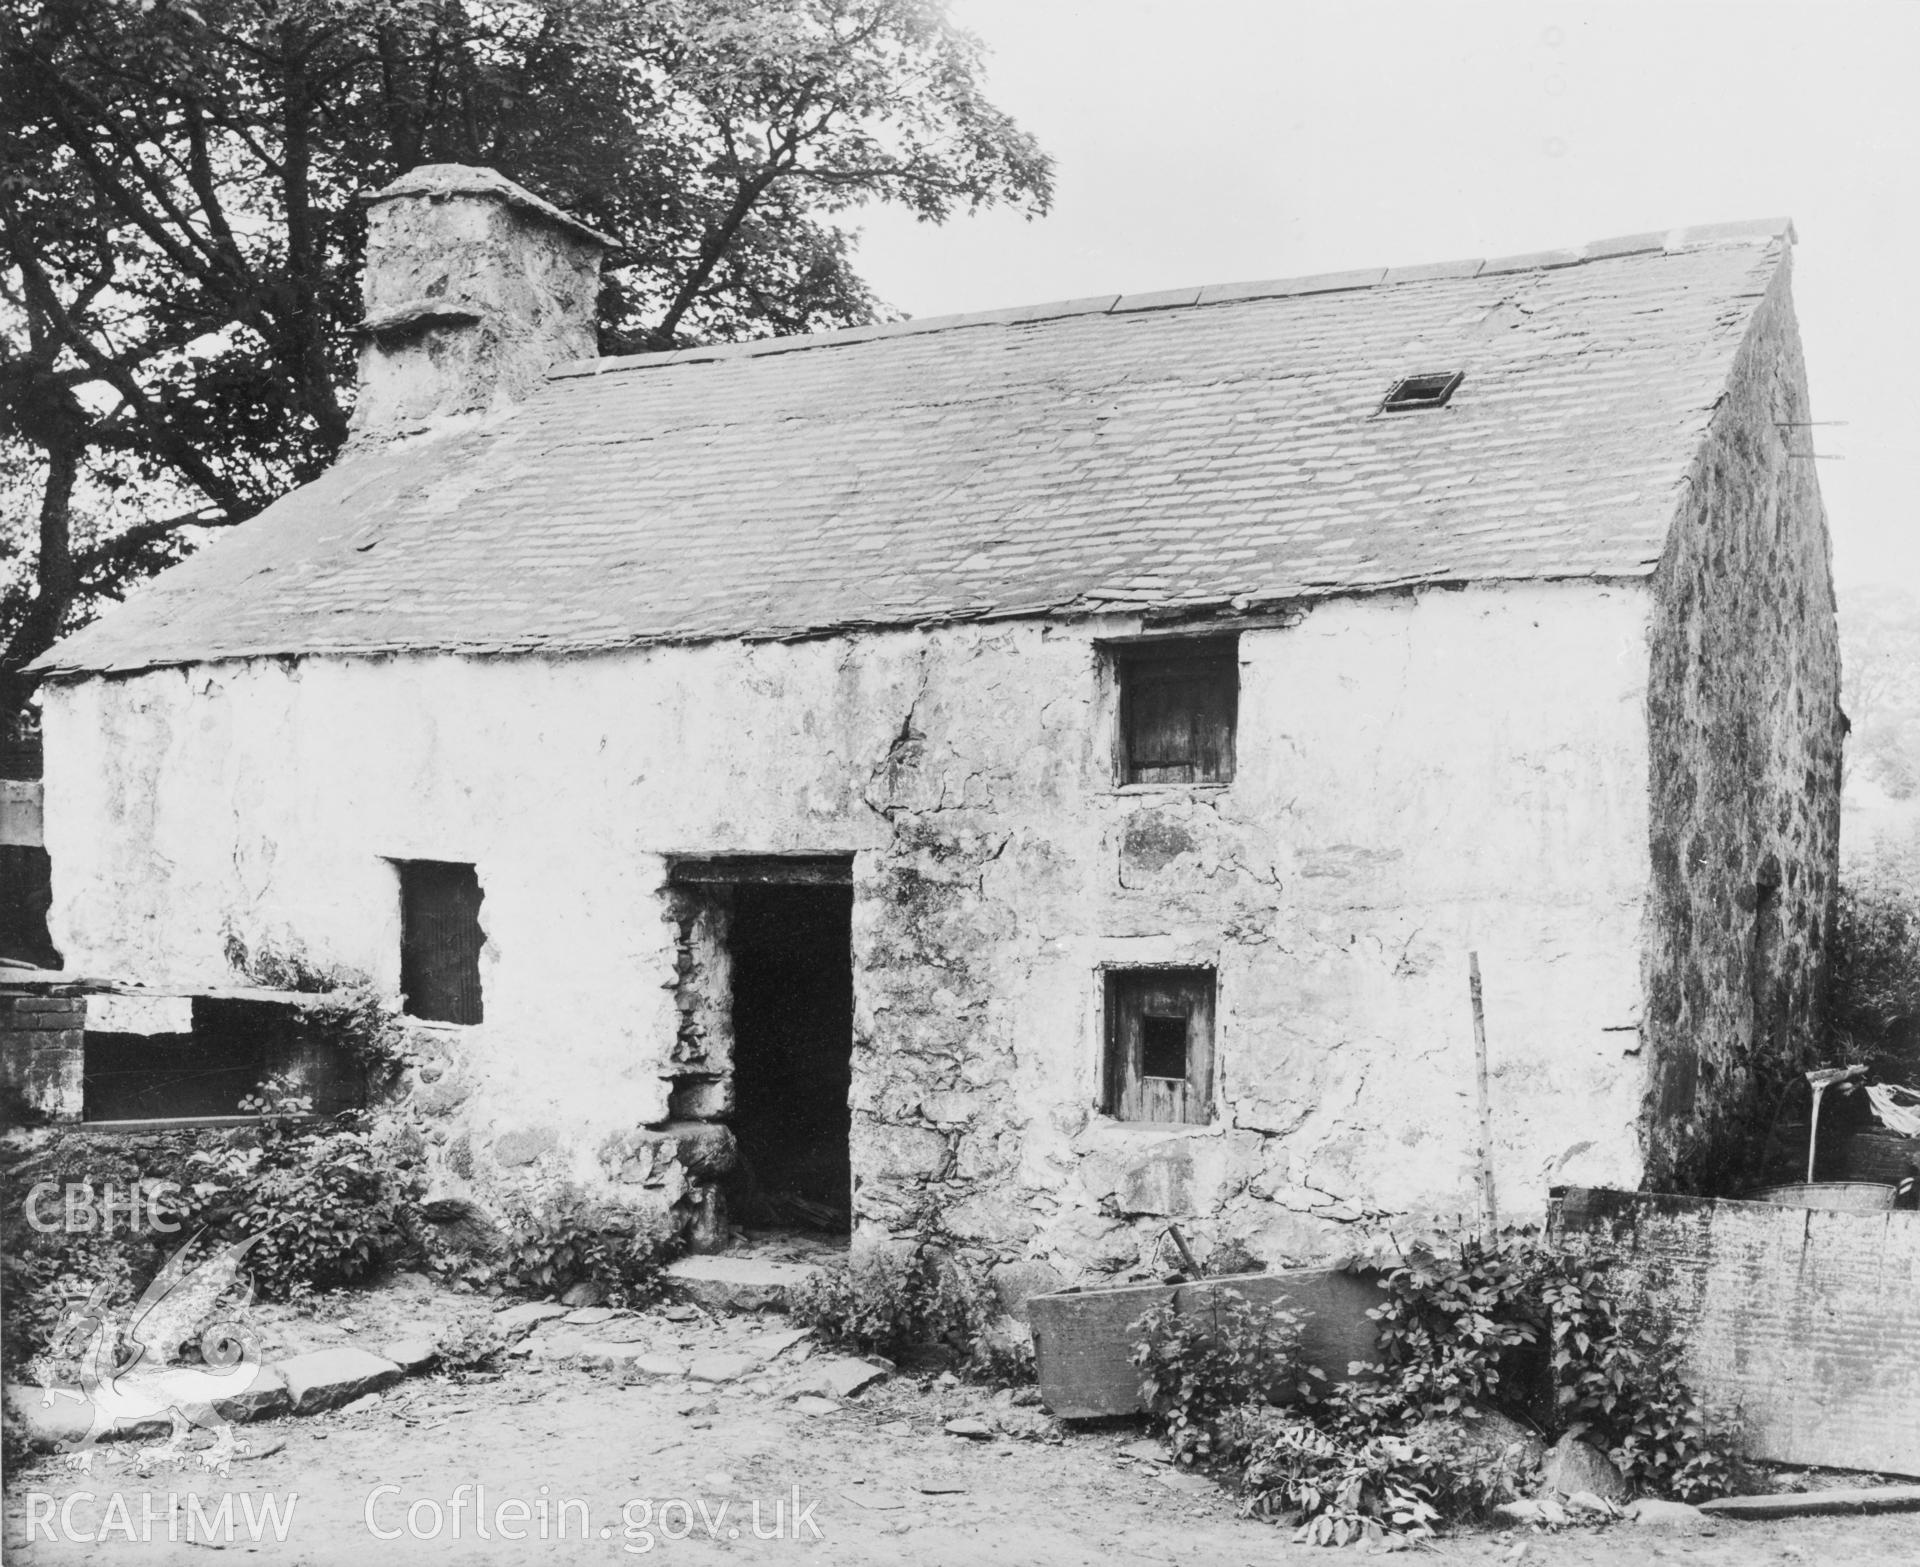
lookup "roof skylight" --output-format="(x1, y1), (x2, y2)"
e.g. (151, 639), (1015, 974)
(1380, 371), (1464, 412)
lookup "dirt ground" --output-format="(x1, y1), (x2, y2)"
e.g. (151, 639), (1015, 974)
(6, 1277), (1918, 1566)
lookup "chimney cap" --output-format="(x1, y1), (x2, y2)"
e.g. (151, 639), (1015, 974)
(364, 163), (621, 251)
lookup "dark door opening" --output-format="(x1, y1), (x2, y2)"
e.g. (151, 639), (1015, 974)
(725, 882), (854, 1233)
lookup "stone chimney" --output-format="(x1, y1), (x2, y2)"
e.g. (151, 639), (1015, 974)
(352, 164), (617, 439)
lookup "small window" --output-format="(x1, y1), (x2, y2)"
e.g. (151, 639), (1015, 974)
(1379, 370), (1464, 412)
(1103, 968), (1215, 1124)
(1114, 637), (1237, 786)
(398, 860), (485, 1024)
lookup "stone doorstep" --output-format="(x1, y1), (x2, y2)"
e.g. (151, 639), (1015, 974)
(661, 1255), (824, 1314)
(6, 1344), (411, 1453)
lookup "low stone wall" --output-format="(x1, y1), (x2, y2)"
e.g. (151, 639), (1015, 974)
(1553, 1186), (1920, 1477)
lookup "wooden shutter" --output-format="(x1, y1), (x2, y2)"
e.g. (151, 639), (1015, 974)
(1118, 641), (1237, 785)
(400, 861), (485, 1025)
(1104, 969), (1215, 1124)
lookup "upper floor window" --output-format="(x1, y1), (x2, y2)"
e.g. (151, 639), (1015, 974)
(397, 859), (485, 1025)
(1113, 636), (1238, 785)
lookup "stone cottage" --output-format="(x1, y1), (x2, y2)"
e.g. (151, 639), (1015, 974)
(29, 166), (1842, 1283)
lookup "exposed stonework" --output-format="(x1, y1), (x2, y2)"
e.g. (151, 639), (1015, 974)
(1641, 250), (1844, 1186)
(662, 887), (735, 1119)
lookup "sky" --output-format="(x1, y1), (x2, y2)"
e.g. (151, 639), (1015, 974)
(849, 0), (1920, 596)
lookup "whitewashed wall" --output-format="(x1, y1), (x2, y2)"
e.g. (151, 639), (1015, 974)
(43, 578), (1656, 1276)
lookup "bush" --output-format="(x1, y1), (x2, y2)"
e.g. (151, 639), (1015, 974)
(1367, 1230), (1739, 1505)
(164, 1095), (424, 1303)
(1539, 1261), (1734, 1501)
(1129, 1229), (1740, 1545)
(435, 1314), (510, 1375)
(451, 1184), (668, 1307)
(223, 930), (412, 1089)
(0, 1231), (140, 1378)
(1826, 878), (1920, 1068)
(1226, 1409), (1442, 1547)
(1129, 1288), (1313, 1465)
(1362, 1229), (1549, 1423)
(787, 1247), (1025, 1379)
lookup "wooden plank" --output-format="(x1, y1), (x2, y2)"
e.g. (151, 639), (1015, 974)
(1030, 1267), (1387, 1419)
(0, 976), (345, 1010)
(668, 855), (854, 886)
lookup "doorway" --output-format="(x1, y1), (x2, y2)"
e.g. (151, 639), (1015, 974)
(665, 856), (856, 1235)
(726, 881), (854, 1232)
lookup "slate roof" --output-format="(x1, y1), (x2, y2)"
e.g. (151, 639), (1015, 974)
(37, 219), (1793, 676)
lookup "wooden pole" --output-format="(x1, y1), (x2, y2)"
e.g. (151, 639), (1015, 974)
(1468, 951), (1498, 1241)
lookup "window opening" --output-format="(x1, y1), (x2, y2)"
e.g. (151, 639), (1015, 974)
(1114, 637), (1238, 786)
(398, 860), (485, 1024)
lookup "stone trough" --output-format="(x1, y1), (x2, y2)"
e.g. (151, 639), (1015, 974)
(1027, 1265), (1386, 1420)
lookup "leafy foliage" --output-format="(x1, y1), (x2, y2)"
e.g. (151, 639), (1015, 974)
(1129, 1288), (1313, 1465)
(1360, 1228), (1548, 1421)
(0, 1228), (139, 1376)
(1539, 1260), (1733, 1502)
(1362, 1230), (1739, 1504)
(1225, 1410), (1442, 1548)
(222, 928), (412, 1087)
(1825, 876), (1920, 1071)
(0, 0), (1051, 726)
(1129, 1230), (1741, 1545)
(787, 1246), (1024, 1378)
(165, 1105), (424, 1301)
(450, 1182), (668, 1306)
(435, 1313), (511, 1375)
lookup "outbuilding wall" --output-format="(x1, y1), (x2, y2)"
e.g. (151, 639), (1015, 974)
(43, 580), (1657, 1278)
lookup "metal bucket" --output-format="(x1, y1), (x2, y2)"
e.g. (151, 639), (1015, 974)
(1745, 1181), (1897, 1211)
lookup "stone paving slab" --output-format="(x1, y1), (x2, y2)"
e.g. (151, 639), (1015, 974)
(818, 1357), (889, 1398)
(493, 1301), (571, 1334)
(382, 1338), (438, 1373)
(1700, 1486), (1920, 1520)
(4, 1383), (165, 1450)
(687, 1350), (761, 1383)
(4, 1360), (291, 1452)
(277, 1347), (403, 1415)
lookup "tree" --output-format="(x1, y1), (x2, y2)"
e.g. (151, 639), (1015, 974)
(1841, 584), (1920, 803)
(0, 0), (1051, 729)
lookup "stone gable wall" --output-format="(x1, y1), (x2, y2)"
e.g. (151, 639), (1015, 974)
(1640, 251), (1844, 1188)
